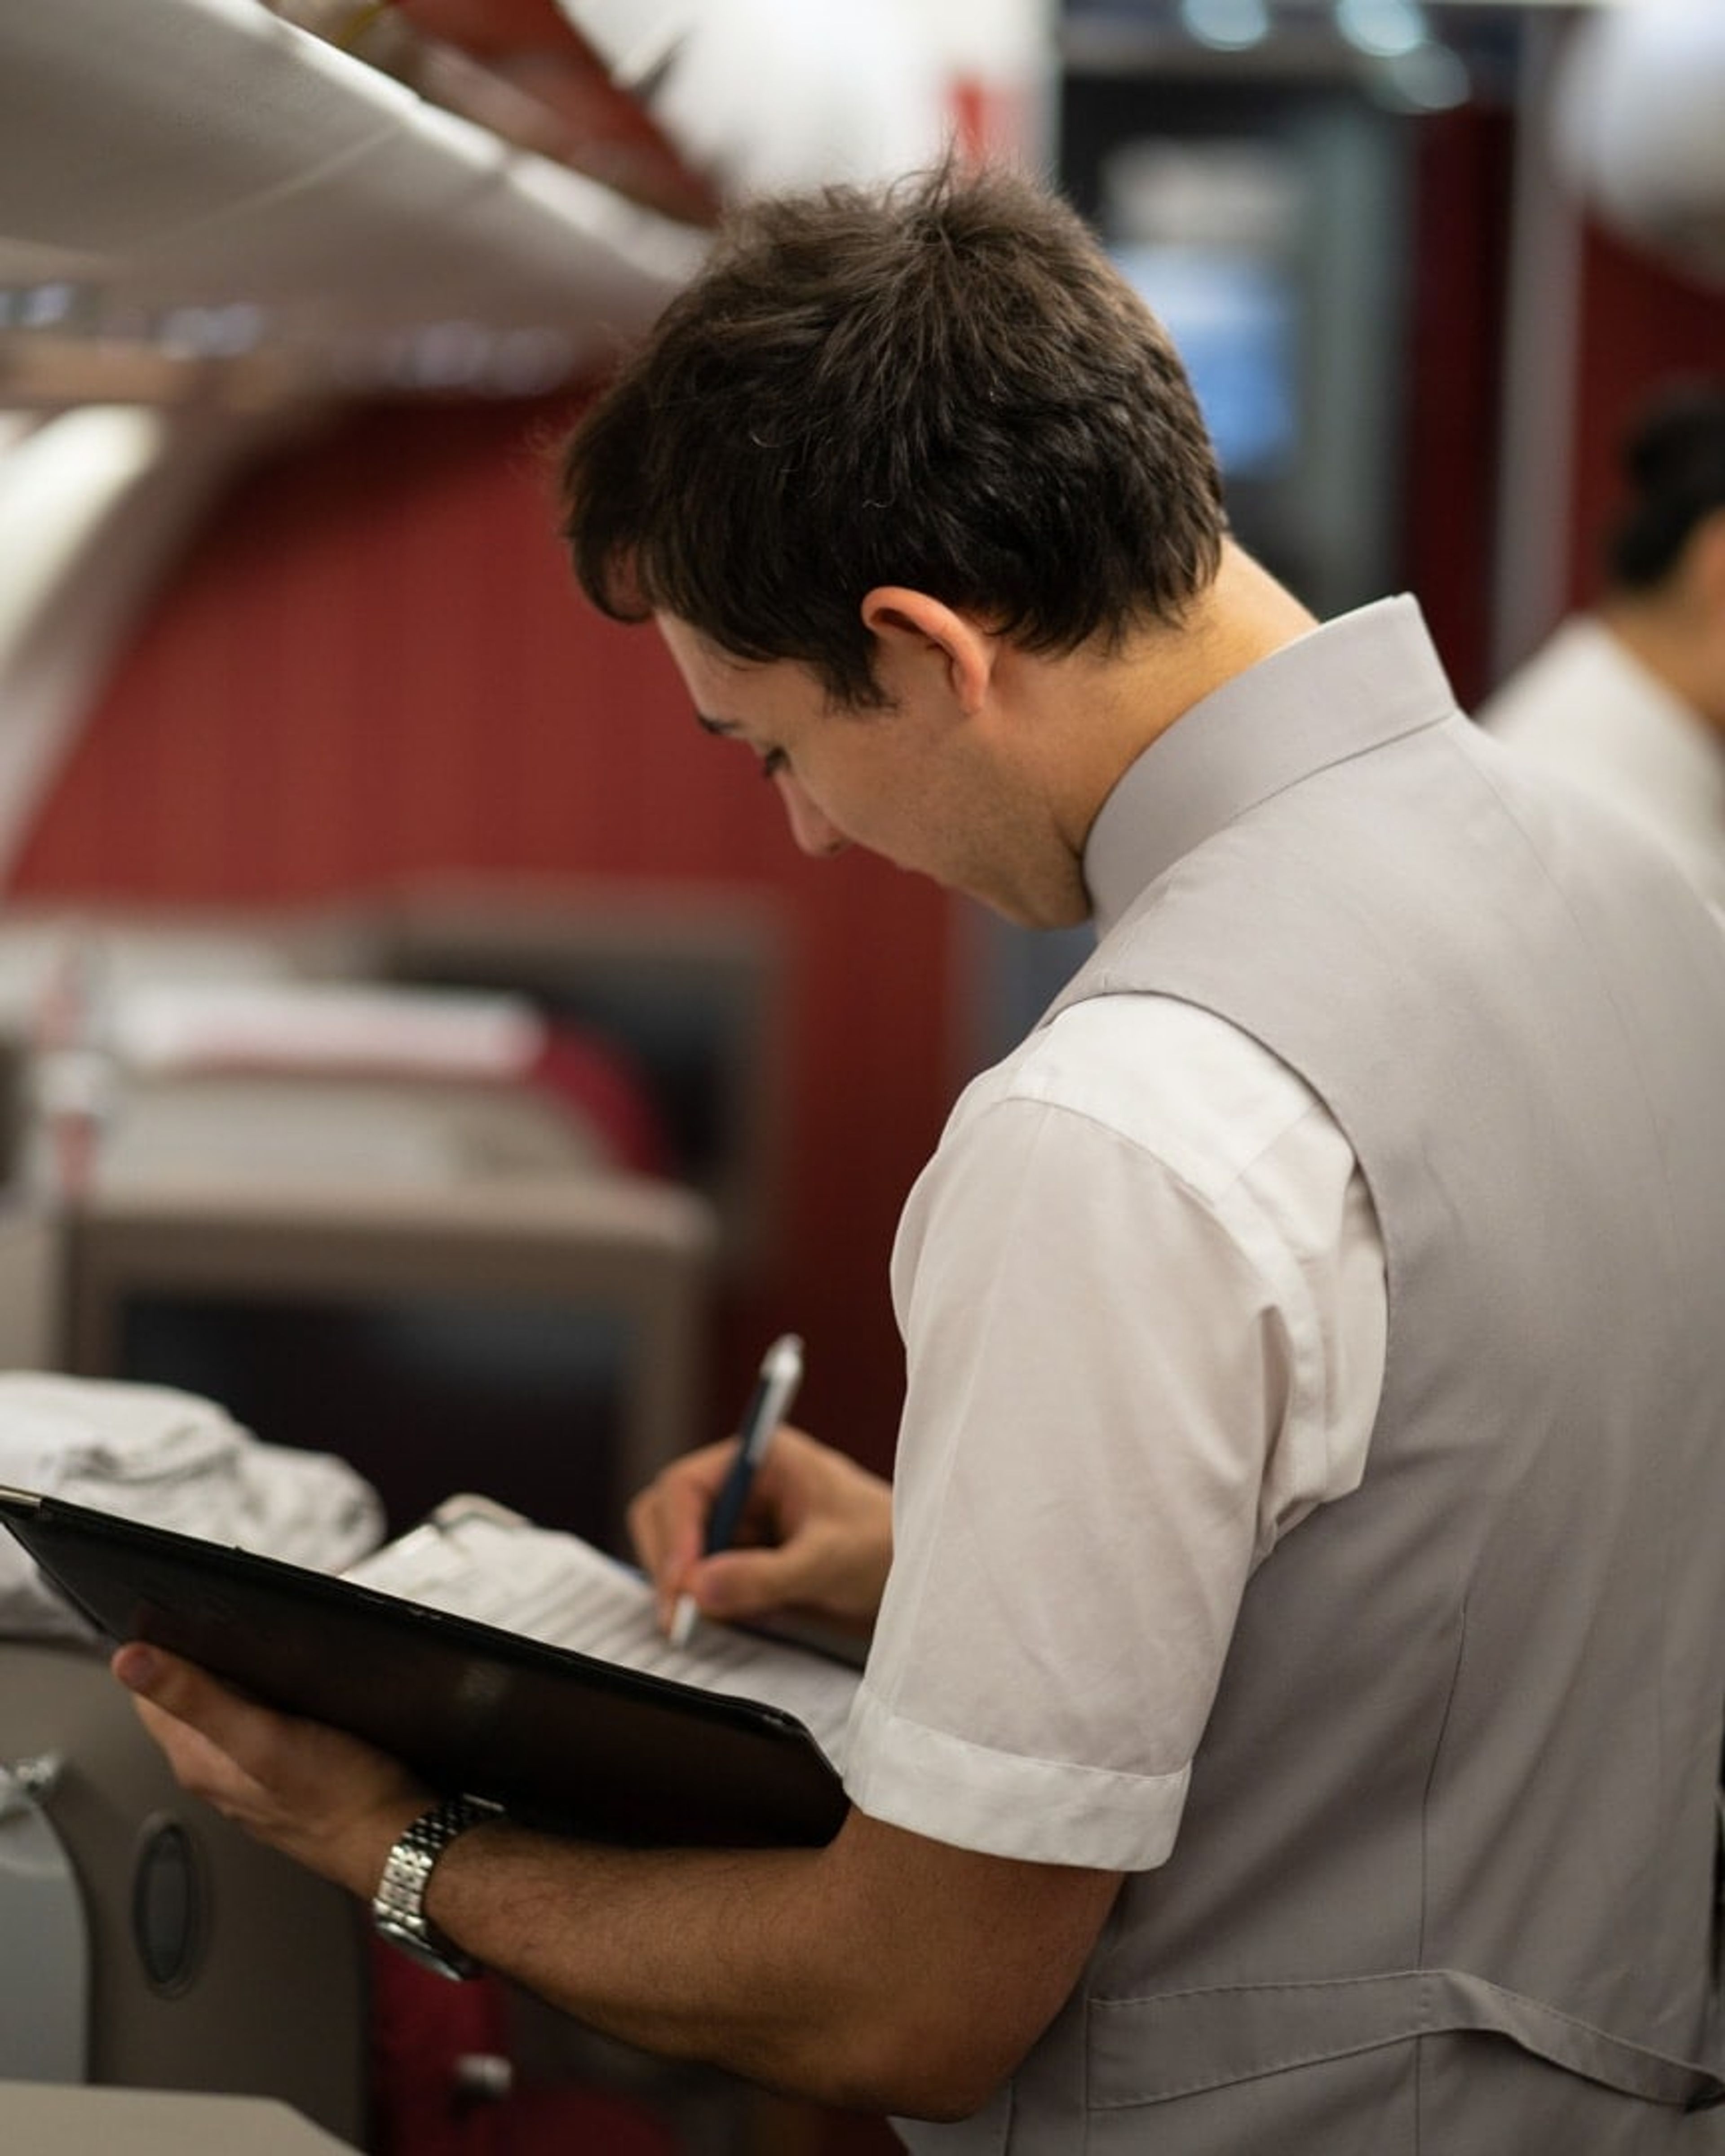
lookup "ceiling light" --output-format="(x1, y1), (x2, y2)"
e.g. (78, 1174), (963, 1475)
(1335, 0), (1429, 62)
(1372, 39), (1472, 111)
(1179, 0), (1273, 54)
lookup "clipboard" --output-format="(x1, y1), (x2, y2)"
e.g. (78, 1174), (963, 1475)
(0, 1485), (849, 1850)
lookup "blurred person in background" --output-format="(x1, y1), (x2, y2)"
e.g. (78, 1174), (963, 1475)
(1481, 377), (1725, 911)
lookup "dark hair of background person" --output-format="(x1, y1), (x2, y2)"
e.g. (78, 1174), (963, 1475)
(1606, 377), (1725, 594)
(558, 161), (1227, 709)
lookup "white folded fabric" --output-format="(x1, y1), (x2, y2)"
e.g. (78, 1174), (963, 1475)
(109, 981), (546, 1079)
(0, 1371), (385, 1641)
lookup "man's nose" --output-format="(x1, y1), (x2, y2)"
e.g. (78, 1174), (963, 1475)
(774, 771), (850, 858)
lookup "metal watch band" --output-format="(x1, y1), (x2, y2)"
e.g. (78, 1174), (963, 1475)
(372, 1793), (502, 1980)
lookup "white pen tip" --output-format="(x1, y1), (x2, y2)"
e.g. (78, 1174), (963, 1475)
(668, 1594), (698, 1649)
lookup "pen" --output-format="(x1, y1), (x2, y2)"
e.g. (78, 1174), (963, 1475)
(669, 1331), (804, 1648)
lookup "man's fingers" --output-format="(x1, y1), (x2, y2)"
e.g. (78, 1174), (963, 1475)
(112, 1641), (231, 1711)
(114, 1643), (249, 1741)
(688, 1535), (835, 1620)
(111, 1644), (275, 1797)
(628, 1439), (737, 1582)
(631, 1437), (766, 1629)
(113, 1641), (227, 1726)
(111, 1641), (431, 1895)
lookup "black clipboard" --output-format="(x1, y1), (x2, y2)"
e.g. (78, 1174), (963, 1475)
(0, 1486), (848, 1850)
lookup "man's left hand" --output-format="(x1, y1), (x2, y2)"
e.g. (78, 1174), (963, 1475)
(112, 1642), (429, 1899)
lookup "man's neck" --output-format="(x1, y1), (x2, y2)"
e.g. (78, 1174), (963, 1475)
(1031, 543), (1320, 857)
(1139, 543), (1321, 736)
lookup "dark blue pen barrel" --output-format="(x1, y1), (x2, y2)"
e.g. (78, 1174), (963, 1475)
(703, 1374), (772, 1554)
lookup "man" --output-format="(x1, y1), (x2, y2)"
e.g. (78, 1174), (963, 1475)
(1480, 377), (1725, 911)
(116, 164), (1725, 2150)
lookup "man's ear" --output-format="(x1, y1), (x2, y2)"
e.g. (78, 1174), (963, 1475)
(860, 587), (995, 714)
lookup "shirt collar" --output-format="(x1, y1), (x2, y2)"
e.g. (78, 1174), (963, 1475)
(1084, 595), (1460, 938)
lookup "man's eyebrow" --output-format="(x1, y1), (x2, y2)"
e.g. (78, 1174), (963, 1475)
(695, 711), (738, 738)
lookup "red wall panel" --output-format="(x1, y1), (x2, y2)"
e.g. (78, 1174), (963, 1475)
(1401, 102), (1517, 712)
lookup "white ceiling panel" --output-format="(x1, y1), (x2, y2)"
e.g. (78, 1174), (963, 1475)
(0, 0), (708, 402)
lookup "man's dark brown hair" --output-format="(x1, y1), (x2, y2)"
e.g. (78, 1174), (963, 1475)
(559, 161), (1225, 708)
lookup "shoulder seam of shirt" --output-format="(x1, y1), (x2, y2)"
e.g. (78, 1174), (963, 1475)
(967, 1072), (1339, 1216)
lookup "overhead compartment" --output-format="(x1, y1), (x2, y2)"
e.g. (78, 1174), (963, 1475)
(0, 0), (711, 406)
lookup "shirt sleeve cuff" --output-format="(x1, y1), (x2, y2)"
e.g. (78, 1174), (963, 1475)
(840, 1681), (1190, 1873)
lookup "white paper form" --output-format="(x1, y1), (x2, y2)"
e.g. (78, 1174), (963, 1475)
(346, 1497), (861, 1768)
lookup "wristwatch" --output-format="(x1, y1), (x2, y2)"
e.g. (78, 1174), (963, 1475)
(372, 1794), (503, 1979)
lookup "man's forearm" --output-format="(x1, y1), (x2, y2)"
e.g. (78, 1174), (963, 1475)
(419, 1807), (1115, 2121)
(422, 1819), (904, 2109)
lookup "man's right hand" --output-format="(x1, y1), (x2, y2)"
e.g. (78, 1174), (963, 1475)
(628, 1423), (892, 1638)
